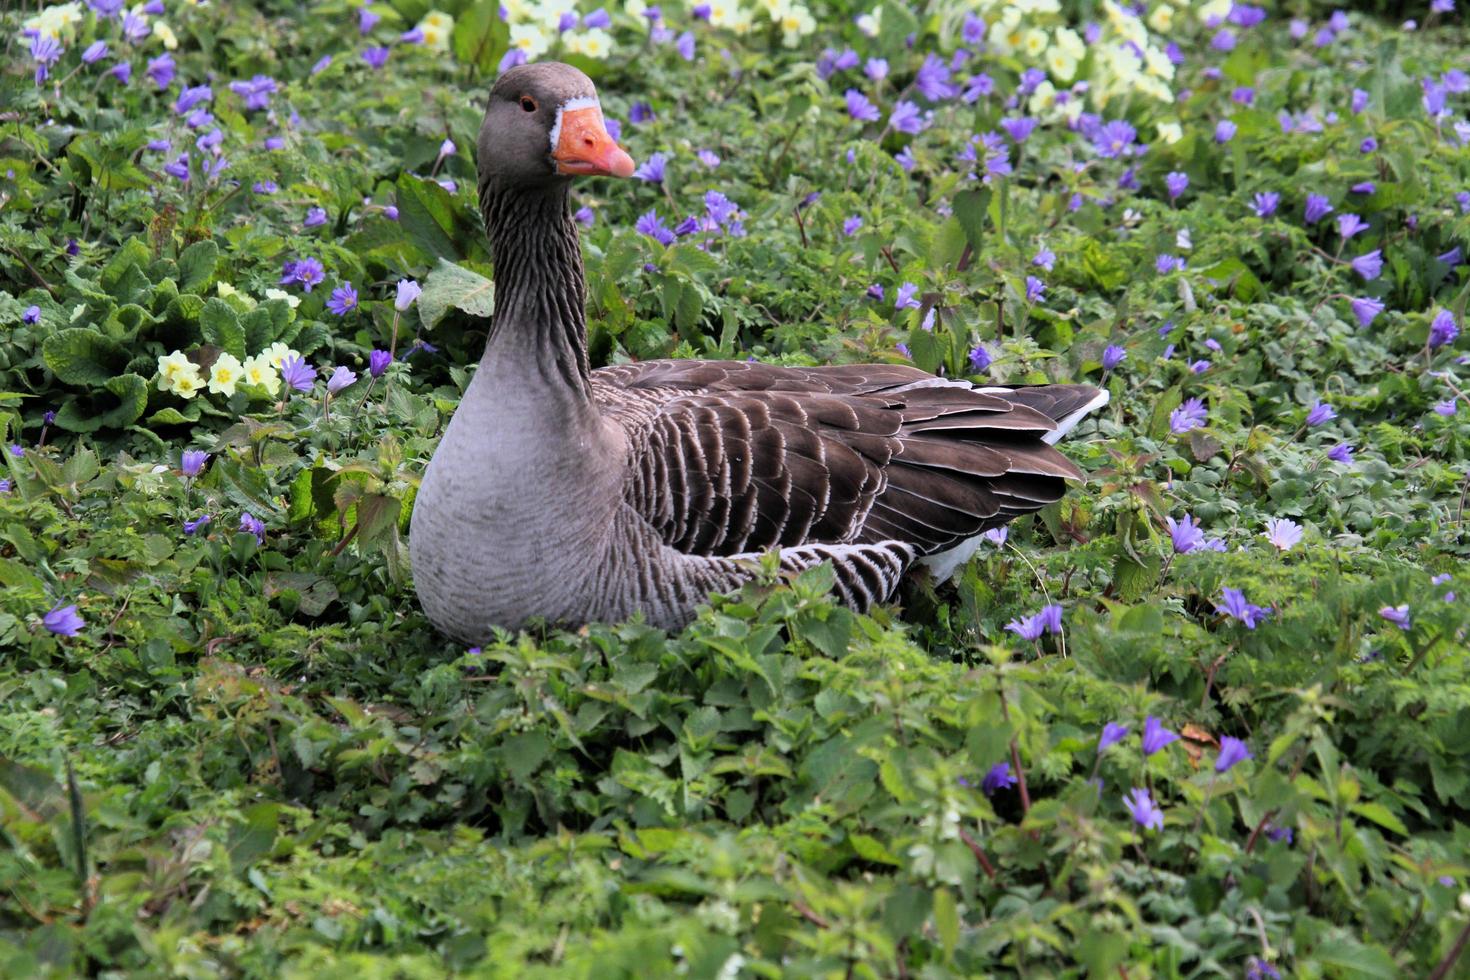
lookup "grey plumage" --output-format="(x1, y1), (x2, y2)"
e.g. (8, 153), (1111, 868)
(409, 63), (1108, 641)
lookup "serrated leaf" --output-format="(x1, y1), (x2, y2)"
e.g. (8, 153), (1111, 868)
(177, 240), (218, 293)
(200, 298), (246, 359)
(396, 173), (464, 262)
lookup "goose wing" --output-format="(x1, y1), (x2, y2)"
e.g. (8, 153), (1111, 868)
(594, 359), (1100, 559)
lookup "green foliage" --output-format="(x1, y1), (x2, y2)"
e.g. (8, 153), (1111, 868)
(2, 0), (1470, 976)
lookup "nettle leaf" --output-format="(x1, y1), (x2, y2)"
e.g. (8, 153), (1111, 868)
(418, 258), (496, 329)
(396, 173), (465, 262)
(43, 329), (130, 386)
(199, 298), (246, 359)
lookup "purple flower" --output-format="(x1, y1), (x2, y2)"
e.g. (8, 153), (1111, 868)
(229, 74), (278, 111)
(1001, 116), (1037, 143)
(896, 342), (911, 359)
(866, 284), (885, 301)
(326, 365), (357, 395)
(359, 7), (381, 33)
(1305, 400), (1336, 426)
(1092, 119), (1138, 159)
(675, 31), (695, 60)
(636, 209), (674, 246)
(281, 256), (325, 292)
(30, 35), (63, 84)
(1215, 735), (1253, 773)
(1360, 136), (1378, 153)
(1166, 514), (1206, 553)
(1246, 957), (1283, 980)
(107, 60), (133, 85)
(1350, 249), (1383, 281)
(368, 349), (393, 378)
(1032, 246), (1056, 271)
(1337, 213), (1368, 240)
(845, 89), (880, 122)
(1430, 309), (1460, 347)
(633, 152), (667, 183)
(1231, 86), (1256, 105)
(327, 282), (358, 315)
(362, 47), (391, 69)
(1379, 604), (1410, 628)
(1304, 194), (1333, 223)
(574, 206), (595, 227)
(304, 206), (328, 228)
(1025, 276), (1045, 303)
(1351, 88), (1369, 113)
(1434, 399), (1458, 416)
(279, 355), (316, 394)
(962, 12), (986, 44)
(696, 149), (721, 169)
(1036, 604), (1063, 634)
(1169, 397), (1208, 434)
(498, 48), (526, 73)
(239, 511), (266, 544)
(264, 136), (285, 151)
(1215, 120), (1237, 143)
(1099, 722), (1130, 752)
(311, 55), (332, 75)
(181, 449), (210, 477)
(981, 762), (1017, 796)
(146, 52), (175, 89)
(1005, 614), (1045, 641)
(894, 145), (917, 172)
(968, 345), (991, 372)
(889, 100), (925, 135)
(43, 603), (84, 637)
(79, 39), (108, 65)
(894, 282), (920, 310)
(1123, 787), (1164, 831)
(394, 279), (421, 311)
(1156, 254), (1185, 275)
(864, 57), (888, 81)
(164, 153), (190, 180)
(1263, 517), (1303, 551)
(1141, 716), (1178, 756)
(1438, 246), (1462, 266)
(22, 305), (41, 324)
(1350, 296), (1385, 327)
(673, 215), (699, 238)
(629, 102), (654, 125)
(1216, 587), (1269, 629)
(1165, 171), (1189, 201)
(1102, 345), (1127, 371)
(915, 54), (956, 101)
(382, 205), (399, 220)
(253, 181), (278, 195)
(585, 7), (611, 28)
(184, 513), (212, 536)
(1328, 442), (1355, 464)
(1265, 824), (1294, 844)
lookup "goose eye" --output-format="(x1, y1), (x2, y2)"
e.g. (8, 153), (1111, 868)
(519, 96), (537, 113)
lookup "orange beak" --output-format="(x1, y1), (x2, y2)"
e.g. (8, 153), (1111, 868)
(552, 106), (635, 179)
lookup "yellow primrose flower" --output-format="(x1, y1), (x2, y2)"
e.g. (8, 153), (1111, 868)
(503, 0), (537, 22)
(854, 7), (880, 37)
(1156, 121), (1184, 144)
(158, 350), (194, 382)
(509, 22), (550, 58)
(421, 9), (453, 31)
(242, 354), (282, 397)
(1147, 4), (1174, 33)
(260, 342), (301, 371)
(566, 29), (613, 58)
(262, 288), (300, 310)
(1022, 28), (1049, 59)
(208, 353), (243, 397)
(153, 21), (178, 50)
(1047, 48), (1078, 83)
(779, 5), (815, 45)
(1054, 26), (1085, 60)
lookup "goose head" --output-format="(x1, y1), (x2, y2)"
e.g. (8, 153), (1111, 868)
(476, 62), (636, 193)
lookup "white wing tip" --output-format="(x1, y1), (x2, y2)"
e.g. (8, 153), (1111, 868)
(1042, 388), (1109, 445)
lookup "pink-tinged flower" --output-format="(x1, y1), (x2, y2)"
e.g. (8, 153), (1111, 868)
(1170, 397), (1208, 434)
(394, 278), (421, 311)
(1124, 787), (1164, 831)
(1379, 604), (1410, 628)
(1263, 517), (1303, 551)
(44, 603), (84, 637)
(279, 355), (316, 393)
(1215, 736), (1253, 772)
(1350, 296), (1385, 327)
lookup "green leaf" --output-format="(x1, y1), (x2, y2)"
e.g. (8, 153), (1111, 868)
(418, 258), (496, 329)
(42, 329), (130, 386)
(451, 0), (509, 75)
(200, 298), (247, 360)
(396, 173), (464, 262)
(1349, 801), (1407, 836)
(952, 188), (991, 252)
(100, 237), (152, 296)
(933, 887), (959, 959)
(177, 240), (219, 294)
(502, 732), (551, 781)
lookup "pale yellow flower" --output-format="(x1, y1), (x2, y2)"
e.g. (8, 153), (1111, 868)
(566, 28), (613, 58)
(509, 22), (550, 58)
(260, 342), (301, 371)
(242, 354), (282, 397)
(1156, 121), (1184, 144)
(1047, 48), (1077, 83)
(1022, 28), (1049, 59)
(153, 21), (178, 50)
(158, 350), (194, 382)
(1147, 4), (1174, 33)
(778, 4), (814, 45)
(208, 353), (243, 397)
(262, 288), (300, 310)
(1054, 26), (1085, 60)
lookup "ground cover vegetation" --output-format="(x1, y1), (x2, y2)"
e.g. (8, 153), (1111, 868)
(2, 0), (1470, 974)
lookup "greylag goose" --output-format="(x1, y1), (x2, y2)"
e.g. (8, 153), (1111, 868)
(409, 62), (1108, 641)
